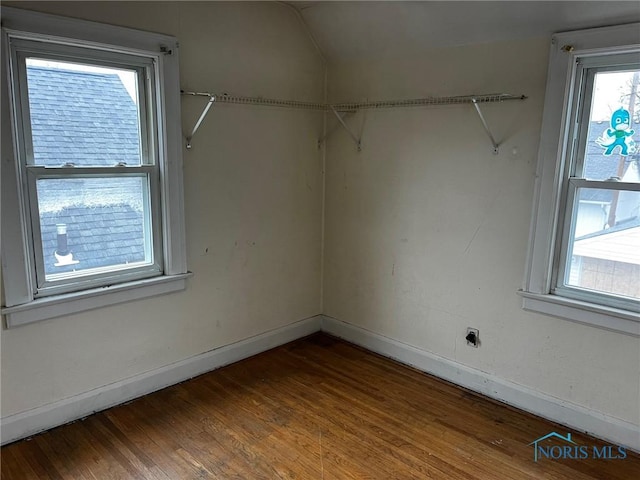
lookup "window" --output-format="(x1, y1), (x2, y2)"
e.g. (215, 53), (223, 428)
(1, 8), (188, 327)
(521, 23), (640, 336)
(14, 44), (163, 296)
(557, 61), (639, 308)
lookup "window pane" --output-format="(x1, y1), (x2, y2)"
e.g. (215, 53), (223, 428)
(25, 59), (142, 166)
(583, 69), (639, 182)
(36, 177), (152, 279)
(566, 187), (640, 300)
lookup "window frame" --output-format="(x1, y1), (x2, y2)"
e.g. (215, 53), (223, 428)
(554, 56), (640, 312)
(521, 23), (640, 336)
(12, 41), (164, 297)
(1, 7), (189, 327)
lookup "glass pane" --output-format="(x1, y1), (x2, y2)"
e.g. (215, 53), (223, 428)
(25, 58), (142, 166)
(566, 187), (640, 300)
(36, 177), (152, 279)
(583, 69), (639, 182)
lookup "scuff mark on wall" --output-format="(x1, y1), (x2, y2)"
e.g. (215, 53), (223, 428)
(463, 225), (482, 255)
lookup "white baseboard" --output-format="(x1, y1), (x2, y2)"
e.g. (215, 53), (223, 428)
(4, 313), (638, 454)
(320, 315), (640, 453)
(1, 315), (322, 446)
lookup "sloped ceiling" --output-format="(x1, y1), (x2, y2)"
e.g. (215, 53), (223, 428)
(289, 1), (640, 62)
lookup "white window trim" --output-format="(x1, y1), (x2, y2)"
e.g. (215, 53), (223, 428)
(1, 7), (189, 328)
(1, 274), (192, 327)
(521, 23), (640, 337)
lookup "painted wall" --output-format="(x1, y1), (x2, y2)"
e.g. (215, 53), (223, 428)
(2, 1), (638, 442)
(1, 2), (324, 417)
(323, 38), (640, 428)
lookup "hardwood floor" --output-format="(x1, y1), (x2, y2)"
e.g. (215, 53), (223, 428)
(2, 333), (638, 479)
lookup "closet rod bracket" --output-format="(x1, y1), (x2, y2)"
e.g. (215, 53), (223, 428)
(318, 111), (356, 150)
(184, 93), (216, 149)
(471, 97), (500, 155)
(330, 106), (361, 152)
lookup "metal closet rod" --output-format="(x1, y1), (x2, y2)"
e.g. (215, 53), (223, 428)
(181, 91), (326, 111)
(181, 90), (527, 111)
(181, 90), (527, 152)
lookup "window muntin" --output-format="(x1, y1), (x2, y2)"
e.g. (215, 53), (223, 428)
(554, 57), (640, 311)
(9, 38), (163, 297)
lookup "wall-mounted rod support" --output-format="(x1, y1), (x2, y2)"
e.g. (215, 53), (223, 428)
(185, 94), (216, 149)
(471, 97), (499, 155)
(330, 106), (361, 152)
(318, 111), (355, 149)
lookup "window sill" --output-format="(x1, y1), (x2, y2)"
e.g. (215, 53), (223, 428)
(518, 290), (640, 337)
(2, 273), (192, 328)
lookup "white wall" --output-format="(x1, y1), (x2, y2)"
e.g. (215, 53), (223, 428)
(323, 38), (640, 429)
(2, 1), (638, 449)
(1, 1), (324, 417)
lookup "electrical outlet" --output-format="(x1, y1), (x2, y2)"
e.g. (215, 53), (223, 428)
(465, 328), (479, 347)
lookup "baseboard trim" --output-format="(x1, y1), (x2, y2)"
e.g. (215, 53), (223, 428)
(320, 315), (640, 453)
(1, 315), (322, 446)
(4, 313), (638, 453)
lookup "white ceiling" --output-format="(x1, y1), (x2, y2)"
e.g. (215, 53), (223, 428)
(289, 1), (640, 62)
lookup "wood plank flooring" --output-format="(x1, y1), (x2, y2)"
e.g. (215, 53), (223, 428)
(2, 333), (638, 479)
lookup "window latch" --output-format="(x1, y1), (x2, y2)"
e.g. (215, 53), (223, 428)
(62, 162), (75, 167)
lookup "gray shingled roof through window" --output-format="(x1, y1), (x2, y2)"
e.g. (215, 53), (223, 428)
(26, 65), (147, 276)
(27, 65), (141, 167)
